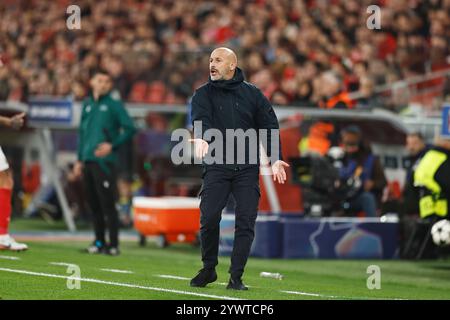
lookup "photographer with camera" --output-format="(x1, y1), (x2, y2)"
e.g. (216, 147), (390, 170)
(337, 126), (387, 217)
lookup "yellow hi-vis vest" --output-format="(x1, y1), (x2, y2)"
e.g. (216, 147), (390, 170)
(414, 150), (448, 218)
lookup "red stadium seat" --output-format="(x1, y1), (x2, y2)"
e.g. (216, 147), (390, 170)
(129, 82), (148, 103)
(145, 81), (166, 104)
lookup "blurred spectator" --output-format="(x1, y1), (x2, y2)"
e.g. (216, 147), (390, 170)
(413, 135), (450, 220)
(299, 121), (337, 156)
(402, 136), (450, 259)
(402, 132), (431, 216)
(0, 0), (448, 110)
(338, 126), (387, 217)
(354, 76), (382, 109)
(318, 72), (354, 109)
(292, 81), (313, 107)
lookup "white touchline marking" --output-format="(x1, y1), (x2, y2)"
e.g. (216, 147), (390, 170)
(0, 267), (244, 300)
(155, 274), (231, 286)
(280, 290), (340, 299)
(100, 268), (134, 274)
(155, 274), (191, 281)
(280, 290), (406, 300)
(0, 255), (20, 260)
(50, 262), (76, 267)
(157, 274), (335, 297)
(155, 274), (404, 300)
(52, 263), (134, 275)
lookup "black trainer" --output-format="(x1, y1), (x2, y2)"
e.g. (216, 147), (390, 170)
(226, 278), (248, 291)
(190, 268), (217, 287)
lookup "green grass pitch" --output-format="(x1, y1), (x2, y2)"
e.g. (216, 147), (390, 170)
(1, 240), (450, 300)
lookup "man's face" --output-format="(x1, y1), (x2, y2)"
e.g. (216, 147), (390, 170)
(90, 73), (111, 96)
(406, 135), (425, 156)
(209, 49), (235, 81)
(342, 132), (360, 154)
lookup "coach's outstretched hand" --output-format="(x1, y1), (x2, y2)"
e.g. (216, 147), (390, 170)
(271, 160), (290, 184)
(189, 138), (209, 159)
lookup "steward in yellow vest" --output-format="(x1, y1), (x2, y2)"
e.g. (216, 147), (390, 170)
(414, 140), (450, 219)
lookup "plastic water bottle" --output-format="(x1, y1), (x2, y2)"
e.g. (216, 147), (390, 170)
(260, 272), (283, 280)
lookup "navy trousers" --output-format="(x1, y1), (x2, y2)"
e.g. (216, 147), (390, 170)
(199, 165), (260, 279)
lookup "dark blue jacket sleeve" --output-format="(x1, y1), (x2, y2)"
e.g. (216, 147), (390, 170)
(254, 88), (283, 162)
(191, 88), (213, 140)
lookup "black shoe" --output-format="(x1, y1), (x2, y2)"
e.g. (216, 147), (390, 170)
(226, 278), (248, 291)
(86, 241), (106, 254)
(190, 268), (217, 287)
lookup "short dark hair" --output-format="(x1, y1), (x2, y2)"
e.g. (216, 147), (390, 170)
(407, 131), (424, 141)
(341, 125), (362, 137)
(89, 68), (110, 79)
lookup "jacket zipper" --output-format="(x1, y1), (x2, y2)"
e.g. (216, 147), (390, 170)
(230, 92), (238, 169)
(231, 92), (235, 128)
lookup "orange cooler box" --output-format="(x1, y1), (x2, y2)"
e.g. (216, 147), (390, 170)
(133, 197), (201, 247)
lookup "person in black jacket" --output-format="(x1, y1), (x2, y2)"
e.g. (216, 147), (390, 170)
(402, 132), (430, 216)
(399, 132), (430, 258)
(189, 47), (289, 290)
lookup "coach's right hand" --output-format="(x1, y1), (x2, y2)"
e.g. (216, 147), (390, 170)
(189, 138), (209, 159)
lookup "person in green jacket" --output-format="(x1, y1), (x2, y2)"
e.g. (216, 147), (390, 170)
(74, 69), (136, 256)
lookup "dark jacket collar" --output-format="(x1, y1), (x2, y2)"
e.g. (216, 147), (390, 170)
(209, 67), (244, 90)
(432, 145), (450, 156)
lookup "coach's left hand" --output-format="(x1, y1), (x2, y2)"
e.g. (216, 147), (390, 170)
(271, 160), (290, 184)
(95, 142), (112, 158)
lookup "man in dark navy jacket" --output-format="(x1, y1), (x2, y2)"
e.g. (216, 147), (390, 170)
(189, 47), (289, 290)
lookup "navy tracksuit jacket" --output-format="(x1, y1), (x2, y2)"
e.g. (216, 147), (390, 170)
(190, 68), (283, 278)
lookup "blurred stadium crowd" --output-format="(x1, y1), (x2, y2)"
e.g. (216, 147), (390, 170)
(0, 0), (449, 111)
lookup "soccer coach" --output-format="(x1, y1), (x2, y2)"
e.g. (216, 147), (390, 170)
(189, 47), (289, 290)
(74, 69), (136, 256)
